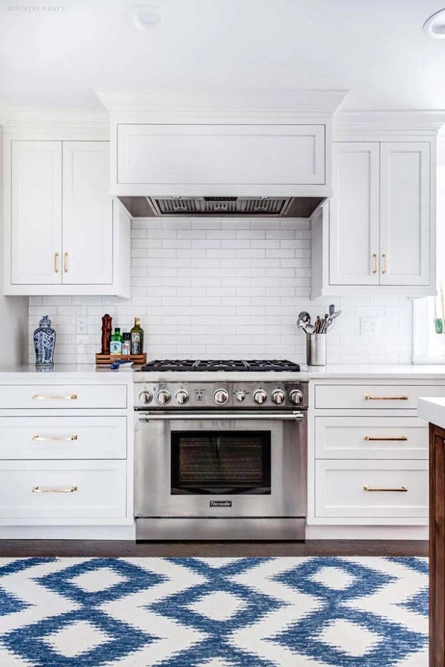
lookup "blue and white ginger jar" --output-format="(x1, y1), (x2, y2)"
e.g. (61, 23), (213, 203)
(33, 315), (56, 367)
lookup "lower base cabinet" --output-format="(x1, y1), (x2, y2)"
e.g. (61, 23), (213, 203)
(315, 459), (428, 519)
(0, 460), (127, 520)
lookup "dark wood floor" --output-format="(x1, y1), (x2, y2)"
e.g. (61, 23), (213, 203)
(0, 540), (428, 558)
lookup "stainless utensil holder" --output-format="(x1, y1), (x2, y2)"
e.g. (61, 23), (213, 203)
(306, 334), (326, 366)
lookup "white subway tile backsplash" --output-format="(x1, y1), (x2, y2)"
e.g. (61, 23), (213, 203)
(28, 217), (413, 365)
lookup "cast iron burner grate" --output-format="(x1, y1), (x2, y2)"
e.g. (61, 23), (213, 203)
(140, 359), (301, 372)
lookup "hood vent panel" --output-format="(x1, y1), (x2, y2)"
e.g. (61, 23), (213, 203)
(118, 196), (325, 219)
(151, 197), (290, 216)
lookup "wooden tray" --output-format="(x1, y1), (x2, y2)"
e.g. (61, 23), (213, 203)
(95, 353), (147, 366)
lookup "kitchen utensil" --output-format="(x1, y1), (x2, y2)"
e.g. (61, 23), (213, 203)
(298, 311), (311, 325)
(329, 304), (336, 316)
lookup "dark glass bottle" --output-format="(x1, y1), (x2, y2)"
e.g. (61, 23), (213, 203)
(130, 317), (144, 355)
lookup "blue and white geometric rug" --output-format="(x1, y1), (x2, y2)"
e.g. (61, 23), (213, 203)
(0, 556), (428, 666)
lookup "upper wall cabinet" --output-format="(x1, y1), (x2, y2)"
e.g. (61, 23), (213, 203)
(4, 141), (131, 297)
(312, 140), (435, 298)
(114, 123), (330, 197)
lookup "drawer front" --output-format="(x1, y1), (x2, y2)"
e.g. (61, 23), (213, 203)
(0, 417), (127, 459)
(0, 460), (126, 519)
(315, 416), (428, 459)
(314, 384), (445, 410)
(315, 459), (428, 518)
(0, 384), (127, 409)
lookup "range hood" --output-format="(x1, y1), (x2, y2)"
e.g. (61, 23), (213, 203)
(119, 196), (325, 218)
(97, 89), (349, 219)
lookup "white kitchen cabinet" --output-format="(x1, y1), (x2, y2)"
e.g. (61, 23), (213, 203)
(380, 142), (430, 286)
(62, 142), (112, 285)
(116, 123), (328, 196)
(0, 373), (134, 537)
(329, 142), (380, 285)
(11, 141), (62, 285)
(5, 140), (131, 297)
(311, 140), (434, 297)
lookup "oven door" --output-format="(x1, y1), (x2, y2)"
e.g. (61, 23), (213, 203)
(135, 411), (306, 518)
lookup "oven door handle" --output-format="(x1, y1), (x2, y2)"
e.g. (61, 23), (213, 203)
(138, 411), (305, 421)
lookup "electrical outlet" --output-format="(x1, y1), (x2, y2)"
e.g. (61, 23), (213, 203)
(361, 317), (381, 336)
(76, 317), (87, 335)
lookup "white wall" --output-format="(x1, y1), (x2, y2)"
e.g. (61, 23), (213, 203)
(28, 217), (413, 365)
(0, 127), (28, 366)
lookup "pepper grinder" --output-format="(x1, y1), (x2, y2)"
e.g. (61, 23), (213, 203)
(101, 314), (112, 354)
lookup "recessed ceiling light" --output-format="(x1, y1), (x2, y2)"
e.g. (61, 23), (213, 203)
(126, 4), (162, 32)
(424, 8), (445, 39)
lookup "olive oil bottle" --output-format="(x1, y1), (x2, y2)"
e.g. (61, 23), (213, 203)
(130, 317), (144, 355)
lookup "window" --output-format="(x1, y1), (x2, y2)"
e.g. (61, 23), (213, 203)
(413, 153), (445, 362)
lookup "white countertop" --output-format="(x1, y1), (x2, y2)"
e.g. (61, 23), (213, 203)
(418, 397), (445, 429)
(0, 364), (135, 382)
(307, 364), (445, 379)
(1, 363), (445, 383)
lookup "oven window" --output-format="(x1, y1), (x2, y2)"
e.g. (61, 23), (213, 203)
(171, 430), (271, 495)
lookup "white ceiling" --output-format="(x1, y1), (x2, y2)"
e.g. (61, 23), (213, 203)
(1, 0), (445, 111)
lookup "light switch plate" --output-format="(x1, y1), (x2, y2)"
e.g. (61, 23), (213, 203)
(361, 317), (381, 335)
(76, 317), (87, 334)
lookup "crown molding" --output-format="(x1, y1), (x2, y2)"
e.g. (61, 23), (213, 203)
(334, 110), (445, 137)
(0, 100), (109, 138)
(95, 88), (349, 121)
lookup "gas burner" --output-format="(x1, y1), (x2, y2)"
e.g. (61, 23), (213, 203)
(140, 359), (301, 373)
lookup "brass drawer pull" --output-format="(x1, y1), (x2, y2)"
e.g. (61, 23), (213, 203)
(364, 485), (407, 493)
(372, 253), (378, 274)
(54, 252), (59, 274)
(32, 435), (78, 442)
(64, 252), (69, 273)
(32, 394), (78, 401)
(32, 486), (78, 494)
(382, 253), (387, 274)
(364, 395), (409, 401)
(364, 435), (408, 442)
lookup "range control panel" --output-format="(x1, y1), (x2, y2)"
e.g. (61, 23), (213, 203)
(134, 381), (308, 410)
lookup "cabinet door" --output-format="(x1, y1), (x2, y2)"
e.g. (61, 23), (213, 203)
(62, 142), (112, 285)
(329, 142), (380, 285)
(380, 142), (430, 286)
(11, 141), (62, 284)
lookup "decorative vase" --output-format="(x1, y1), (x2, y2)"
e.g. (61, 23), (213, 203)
(33, 315), (56, 367)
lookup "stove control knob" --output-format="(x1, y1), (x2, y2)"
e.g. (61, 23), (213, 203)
(157, 389), (171, 405)
(214, 389), (229, 405)
(272, 389), (285, 404)
(236, 390), (246, 402)
(289, 389), (303, 405)
(254, 389), (267, 405)
(138, 390), (153, 404)
(175, 390), (189, 405)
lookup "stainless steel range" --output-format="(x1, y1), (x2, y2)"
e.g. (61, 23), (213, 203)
(134, 359), (308, 541)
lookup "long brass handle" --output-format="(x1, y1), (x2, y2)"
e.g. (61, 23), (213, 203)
(372, 253), (378, 274)
(364, 395), (408, 401)
(364, 435), (408, 441)
(32, 486), (78, 494)
(382, 253), (387, 274)
(364, 485), (407, 492)
(54, 253), (59, 274)
(64, 252), (69, 273)
(32, 394), (78, 401)
(32, 435), (78, 442)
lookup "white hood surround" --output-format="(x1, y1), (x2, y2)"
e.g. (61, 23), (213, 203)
(96, 89), (348, 216)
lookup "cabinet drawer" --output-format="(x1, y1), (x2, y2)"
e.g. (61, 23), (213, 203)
(0, 417), (127, 459)
(0, 460), (126, 519)
(0, 384), (127, 409)
(315, 416), (427, 459)
(315, 459), (428, 518)
(314, 384), (445, 409)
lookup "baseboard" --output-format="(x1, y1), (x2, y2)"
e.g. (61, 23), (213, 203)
(306, 525), (429, 540)
(0, 525), (136, 540)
